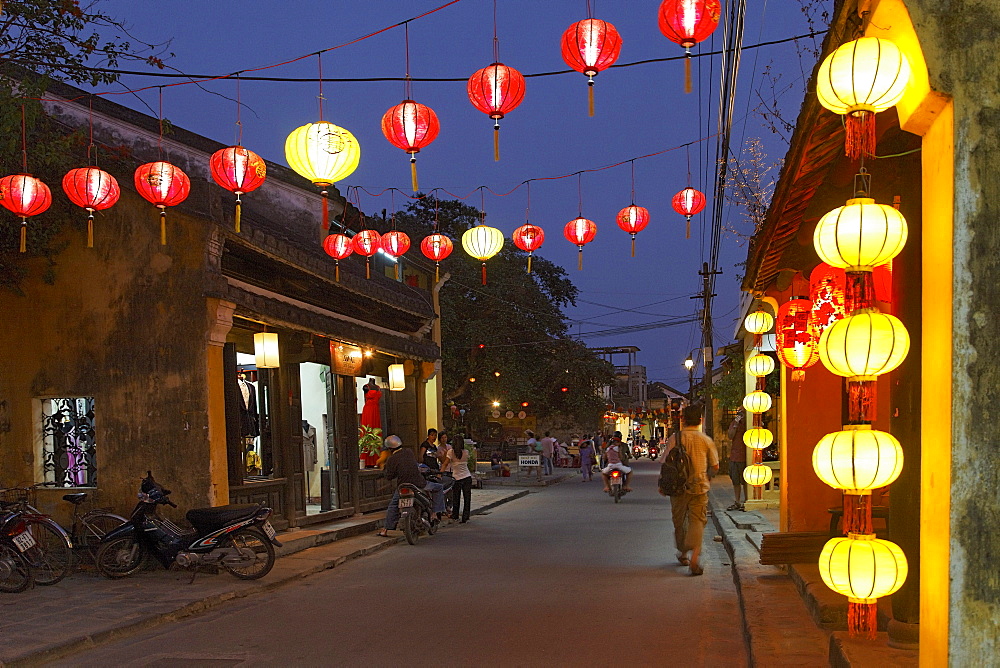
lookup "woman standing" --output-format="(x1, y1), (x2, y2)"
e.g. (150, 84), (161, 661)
(579, 436), (595, 482)
(444, 436), (473, 523)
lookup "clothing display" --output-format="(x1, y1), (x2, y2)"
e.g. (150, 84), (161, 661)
(237, 377), (260, 438)
(359, 383), (382, 467)
(302, 421), (318, 467)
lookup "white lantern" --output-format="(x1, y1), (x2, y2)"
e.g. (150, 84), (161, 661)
(254, 332), (280, 369)
(388, 363), (405, 392)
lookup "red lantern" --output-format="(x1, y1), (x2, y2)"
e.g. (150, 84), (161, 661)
(381, 230), (411, 280)
(0, 174), (51, 253)
(353, 229), (381, 279)
(381, 101), (440, 192)
(873, 262), (892, 304)
(809, 262), (847, 337)
(134, 161), (191, 246)
(421, 233), (453, 282)
(560, 18), (622, 116)
(467, 63), (526, 161)
(564, 217), (597, 271)
(658, 0), (722, 93)
(776, 297), (820, 381)
(62, 167), (120, 248)
(672, 187), (706, 239)
(323, 233), (353, 282)
(616, 205), (650, 257)
(210, 146), (266, 233)
(512, 223), (545, 273)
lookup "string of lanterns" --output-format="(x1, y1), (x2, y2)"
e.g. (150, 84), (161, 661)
(742, 309), (775, 493)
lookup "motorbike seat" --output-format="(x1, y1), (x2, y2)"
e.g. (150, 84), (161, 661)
(62, 493), (88, 505)
(186, 504), (259, 534)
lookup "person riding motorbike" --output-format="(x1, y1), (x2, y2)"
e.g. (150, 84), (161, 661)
(601, 431), (633, 493)
(378, 435), (446, 537)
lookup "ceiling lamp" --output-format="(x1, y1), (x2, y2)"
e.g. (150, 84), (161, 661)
(560, 17), (622, 116)
(657, 0), (721, 92)
(323, 233), (353, 282)
(352, 230), (382, 280)
(0, 174), (51, 253)
(672, 186), (706, 238)
(462, 225), (504, 285)
(134, 161), (190, 245)
(512, 223), (544, 273)
(564, 217), (597, 270)
(421, 233), (453, 282)
(382, 100), (439, 192)
(62, 167), (120, 248)
(776, 296), (820, 381)
(816, 37), (910, 159)
(210, 146), (266, 233)
(812, 425), (903, 495)
(616, 205), (649, 257)
(468, 63), (525, 161)
(284, 121), (360, 231)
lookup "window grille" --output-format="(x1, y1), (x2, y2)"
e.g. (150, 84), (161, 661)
(40, 397), (96, 487)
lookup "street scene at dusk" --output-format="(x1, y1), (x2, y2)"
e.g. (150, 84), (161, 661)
(0, 1), (997, 666)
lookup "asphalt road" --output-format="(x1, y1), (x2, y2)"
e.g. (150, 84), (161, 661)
(57, 459), (747, 667)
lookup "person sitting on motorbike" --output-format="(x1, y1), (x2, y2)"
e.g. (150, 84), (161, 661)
(601, 431), (633, 493)
(378, 435), (446, 537)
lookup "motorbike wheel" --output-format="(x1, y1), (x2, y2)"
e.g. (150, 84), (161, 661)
(614, 486), (621, 503)
(95, 535), (145, 579)
(25, 519), (73, 585)
(402, 511), (418, 545)
(222, 529), (275, 580)
(0, 543), (32, 593)
(427, 511), (439, 536)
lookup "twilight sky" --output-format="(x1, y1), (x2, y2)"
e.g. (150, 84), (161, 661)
(91, 0), (822, 389)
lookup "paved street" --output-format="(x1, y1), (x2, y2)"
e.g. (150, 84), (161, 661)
(55, 460), (747, 667)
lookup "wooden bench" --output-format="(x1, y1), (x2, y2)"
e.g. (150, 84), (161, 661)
(759, 531), (830, 565)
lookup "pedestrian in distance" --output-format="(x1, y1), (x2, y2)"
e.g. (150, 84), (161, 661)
(524, 430), (542, 481)
(540, 431), (556, 476)
(661, 406), (719, 576)
(726, 409), (748, 511)
(578, 435), (596, 482)
(442, 437), (473, 523)
(436, 431), (452, 471)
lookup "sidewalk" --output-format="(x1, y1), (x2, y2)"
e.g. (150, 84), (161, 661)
(0, 487), (529, 667)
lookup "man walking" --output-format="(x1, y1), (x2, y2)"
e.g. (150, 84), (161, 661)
(726, 409), (748, 511)
(664, 405), (719, 576)
(539, 431), (556, 476)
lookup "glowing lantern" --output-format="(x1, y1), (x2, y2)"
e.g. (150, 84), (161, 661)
(819, 311), (910, 380)
(776, 297), (820, 381)
(133, 161), (190, 246)
(616, 205), (649, 257)
(873, 263), (893, 304)
(323, 233), (353, 282)
(0, 174), (52, 253)
(658, 0), (721, 92)
(743, 463), (772, 487)
(462, 225), (505, 285)
(814, 198), (908, 272)
(743, 391), (771, 414)
(381, 230), (411, 280)
(284, 121), (361, 230)
(744, 428), (773, 451)
(467, 63), (526, 161)
(744, 310), (773, 335)
(388, 363), (406, 391)
(560, 18), (622, 116)
(812, 425), (903, 495)
(672, 187), (706, 238)
(352, 229), (381, 279)
(512, 223), (545, 273)
(62, 167), (119, 248)
(381, 100), (440, 192)
(210, 146), (266, 233)
(746, 353), (774, 377)
(254, 332), (280, 369)
(809, 263), (846, 336)
(816, 37), (911, 159)
(564, 217), (597, 270)
(421, 233), (453, 282)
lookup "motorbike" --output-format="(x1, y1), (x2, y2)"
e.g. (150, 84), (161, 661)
(420, 465), (455, 517)
(396, 483), (440, 545)
(96, 472), (281, 581)
(648, 445), (660, 461)
(608, 469), (630, 503)
(0, 509), (39, 593)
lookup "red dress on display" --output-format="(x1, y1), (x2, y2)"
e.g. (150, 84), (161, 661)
(359, 386), (382, 467)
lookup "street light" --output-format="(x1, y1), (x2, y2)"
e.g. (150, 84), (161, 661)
(492, 400), (500, 408)
(684, 354), (696, 402)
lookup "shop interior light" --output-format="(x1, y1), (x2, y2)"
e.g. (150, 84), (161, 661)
(254, 332), (280, 369)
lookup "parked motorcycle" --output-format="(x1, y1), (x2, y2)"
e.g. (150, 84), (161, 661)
(396, 483), (440, 545)
(0, 509), (38, 593)
(648, 445), (660, 461)
(608, 469), (630, 503)
(96, 472), (281, 581)
(420, 465), (455, 517)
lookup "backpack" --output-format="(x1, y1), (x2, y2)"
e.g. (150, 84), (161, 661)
(658, 433), (692, 496)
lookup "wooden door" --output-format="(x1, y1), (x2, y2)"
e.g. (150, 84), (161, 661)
(335, 375), (359, 510)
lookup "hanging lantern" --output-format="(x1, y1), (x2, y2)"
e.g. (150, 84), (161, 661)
(467, 62), (526, 161)
(560, 18), (622, 116)
(809, 262), (847, 336)
(672, 187), (706, 238)
(776, 297), (820, 381)
(658, 0), (721, 93)
(133, 161), (190, 246)
(381, 230), (411, 280)
(746, 353), (774, 377)
(421, 233), (453, 282)
(461, 225), (504, 285)
(744, 310), (774, 335)
(616, 205), (649, 257)
(0, 174), (52, 253)
(352, 230), (381, 280)
(814, 198), (908, 272)
(323, 233), (353, 282)
(743, 463), (773, 487)
(812, 425), (903, 494)
(744, 427), (773, 451)
(563, 217), (597, 271)
(743, 391), (771, 414)
(381, 100), (440, 192)
(388, 363), (406, 391)
(873, 263), (893, 304)
(816, 37), (911, 160)
(210, 146), (266, 234)
(62, 167), (119, 248)
(254, 332), (280, 369)
(818, 534), (908, 639)
(818, 311), (910, 380)
(512, 223), (545, 273)
(284, 121), (361, 231)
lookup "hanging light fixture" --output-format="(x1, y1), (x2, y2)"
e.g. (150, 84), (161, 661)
(560, 15), (622, 116)
(421, 232), (453, 282)
(745, 353), (774, 377)
(62, 167), (119, 248)
(809, 262), (847, 337)
(512, 223), (544, 273)
(814, 195), (908, 274)
(352, 229), (382, 280)
(672, 186), (706, 239)
(563, 217), (597, 271)
(744, 310), (774, 335)
(388, 363), (406, 391)
(776, 296), (821, 381)
(616, 205), (649, 258)
(812, 425), (903, 494)
(462, 225), (504, 285)
(0, 174), (51, 253)
(468, 0), (525, 161)
(743, 463), (773, 487)
(210, 145), (266, 233)
(323, 233), (353, 282)
(818, 311), (910, 381)
(134, 161), (191, 245)
(254, 331), (280, 369)
(742, 391), (772, 414)
(657, 0), (722, 93)
(744, 427), (774, 451)
(381, 230), (411, 280)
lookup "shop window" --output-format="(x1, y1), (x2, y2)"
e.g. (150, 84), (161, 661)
(38, 397), (96, 487)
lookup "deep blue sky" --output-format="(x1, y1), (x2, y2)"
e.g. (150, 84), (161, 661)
(93, 0), (821, 389)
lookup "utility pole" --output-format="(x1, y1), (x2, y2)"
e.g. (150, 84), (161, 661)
(692, 261), (721, 437)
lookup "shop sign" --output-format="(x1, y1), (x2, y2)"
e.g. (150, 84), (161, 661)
(330, 342), (364, 376)
(519, 454), (540, 468)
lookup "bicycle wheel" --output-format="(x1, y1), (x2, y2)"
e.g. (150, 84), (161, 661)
(221, 529), (274, 580)
(0, 542), (32, 593)
(95, 535), (145, 579)
(26, 519), (72, 585)
(80, 513), (127, 554)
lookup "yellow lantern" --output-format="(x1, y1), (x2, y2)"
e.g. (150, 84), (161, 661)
(816, 37), (910, 159)
(461, 225), (504, 285)
(746, 353), (774, 377)
(743, 391), (771, 414)
(743, 463), (772, 487)
(744, 427), (773, 451)
(819, 311), (910, 380)
(812, 425), (903, 494)
(254, 332), (280, 369)
(744, 310), (773, 334)
(285, 121), (361, 230)
(818, 534), (907, 604)
(388, 363), (405, 391)
(813, 198), (908, 271)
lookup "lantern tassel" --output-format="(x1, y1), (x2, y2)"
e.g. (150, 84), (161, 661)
(684, 52), (692, 94)
(686, 216), (691, 239)
(87, 211), (94, 248)
(845, 110), (876, 161)
(19, 219), (26, 253)
(159, 208), (167, 246)
(435, 263), (440, 283)
(320, 188), (330, 231)
(410, 157), (419, 193)
(630, 234), (636, 258)
(234, 195), (242, 233)
(493, 123), (500, 162)
(848, 601), (878, 640)
(335, 261), (340, 283)
(365, 258), (371, 280)
(588, 79), (595, 117)
(577, 248), (583, 271)
(394, 263), (399, 281)
(481, 262), (487, 285)
(527, 254), (532, 274)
